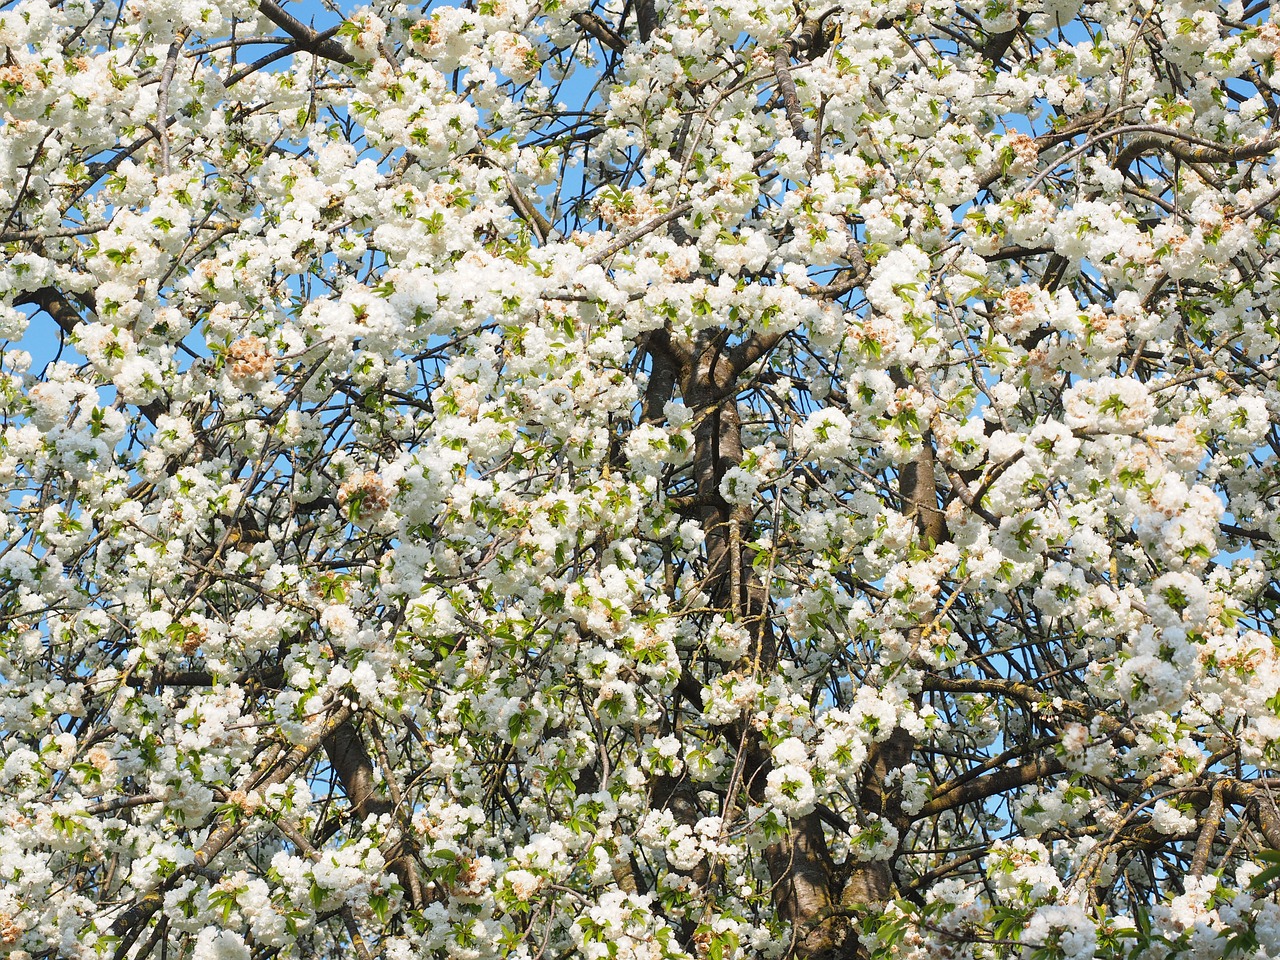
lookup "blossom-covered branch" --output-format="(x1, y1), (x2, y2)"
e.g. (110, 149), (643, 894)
(2, 1), (1280, 960)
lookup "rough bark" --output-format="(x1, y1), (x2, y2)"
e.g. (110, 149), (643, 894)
(842, 430), (943, 920)
(765, 812), (855, 960)
(677, 330), (852, 958)
(324, 718), (423, 906)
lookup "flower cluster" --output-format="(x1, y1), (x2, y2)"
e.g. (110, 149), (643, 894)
(1, 0), (1279, 958)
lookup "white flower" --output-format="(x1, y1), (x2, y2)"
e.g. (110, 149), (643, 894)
(707, 618), (751, 660)
(319, 604), (358, 639)
(796, 408), (852, 462)
(987, 838), (1060, 903)
(765, 764), (816, 817)
(493, 31), (539, 83)
(666, 825), (703, 870)
(771, 737), (808, 767)
(505, 868), (541, 901)
(1023, 905), (1097, 960)
(864, 244), (931, 322)
(718, 465), (760, 506)
(1149, 801), (1197, 836)
(192, 929), (252, 960)
(1062, 377), (1155, 433)
(593, 680), (638, 726)
(1061, 723), (1089, 754)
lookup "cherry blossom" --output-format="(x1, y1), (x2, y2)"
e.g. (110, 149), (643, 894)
(2, 0), (1280, 958)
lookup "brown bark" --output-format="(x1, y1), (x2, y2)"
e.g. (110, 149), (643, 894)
(843, 430), (944, 916)
(256, 0), (354, 64)
(678, 330), (852, 957)
(643, 328), (684, 424)
(323, 718), (423, 907)
(765, 812), (855, 960)
(635, 0), (657, 41)
(573, 12), (626, 53)
(918, 756), (1065, 818)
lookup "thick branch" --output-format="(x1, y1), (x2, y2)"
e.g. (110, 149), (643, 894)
(111, 703), (352, 937)
(642, 328), (682, 424)
(918, 755), (1065, 818)
(0, 223), (108, 243)
(634, 0), (657, 40)
(1223, 780), (1280, 851)
(573, 12), (626, 52)
(255, 0), (354, 64)
(774, 48), (809, 142)
(323, 717), (393, 820)
(922, 675), (1135, 745)
(1115, 131), (1280, 170)
(764, 812), (853, 960)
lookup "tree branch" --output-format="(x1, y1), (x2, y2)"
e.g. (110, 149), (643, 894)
(573, 12), (626, 53)
(255, 0), (354, 64)
(919, 755), (1065, 818)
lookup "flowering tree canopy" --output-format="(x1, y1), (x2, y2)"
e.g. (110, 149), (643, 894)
(5, 0), (1280, 957)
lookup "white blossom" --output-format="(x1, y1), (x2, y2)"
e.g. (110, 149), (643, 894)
(0, 2), (1274, 957)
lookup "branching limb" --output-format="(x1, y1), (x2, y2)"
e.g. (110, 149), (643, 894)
(573, 12), (626, 52)
(256, 0), (354, 64)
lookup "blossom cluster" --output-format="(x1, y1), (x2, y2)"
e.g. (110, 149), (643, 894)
(1, 0), (1279, 958)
